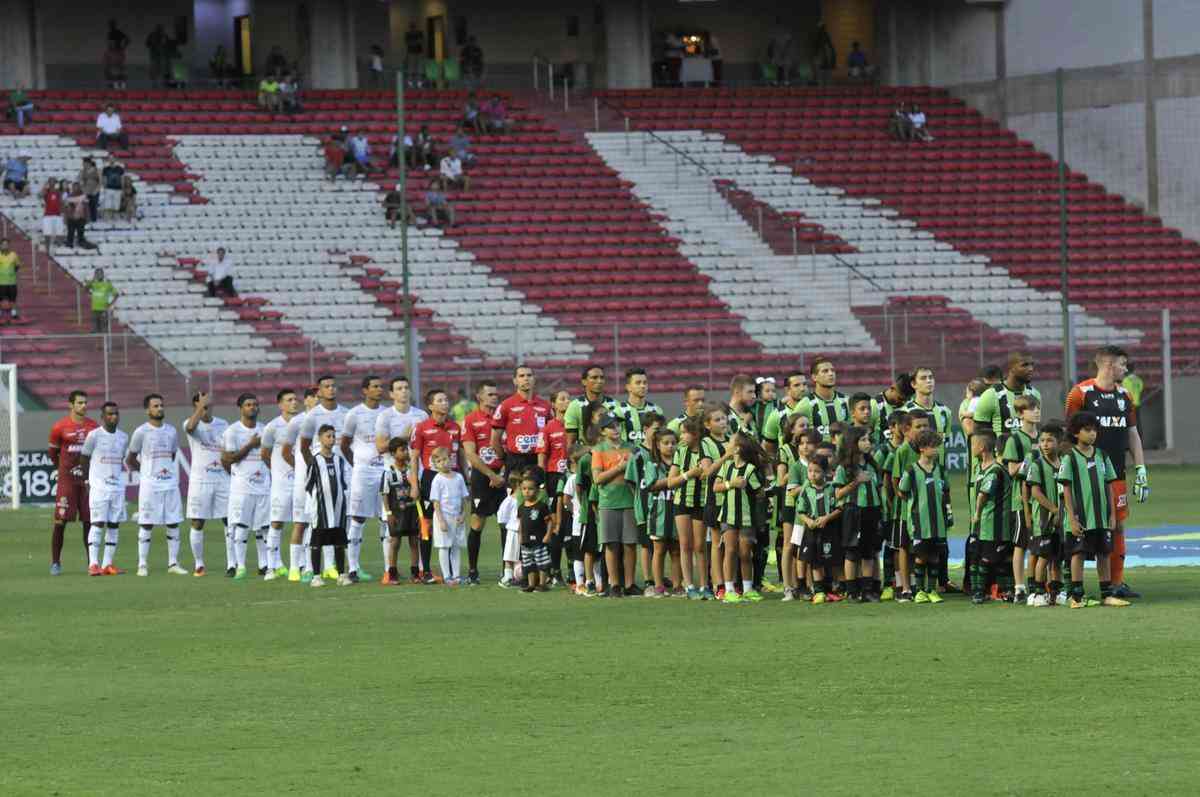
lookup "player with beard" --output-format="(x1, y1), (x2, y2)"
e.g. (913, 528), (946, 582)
(47, 390), (98, 574)
(126, 394), (185, 577)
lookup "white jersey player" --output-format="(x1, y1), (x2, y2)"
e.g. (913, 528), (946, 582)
(182, 392), (230, 576)
(340, 375), (386, 581)
(126, 393), (185, 577)
(222, 393), (272, 580)
(298, 375), (349, 579)
(374, 377), (428, 571)
(261, 388), (301, 580)
(80, 402), (129, 576)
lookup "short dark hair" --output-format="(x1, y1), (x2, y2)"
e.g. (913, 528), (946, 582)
(68, 390), (87, 404)
(640, 410), (664, 430)
(303, 387), (318, 398)
(810, 453), (830, 471)
(425, 388), (447, 407)
(276, 388), (295, 403)
(625, 367), (647, 383)
(580, 364), (604, 380)
(101, 401), (118, 413)
(907, 409), (929, 424)
(318, 424), (336, 436)
(361, 374), (381, 390)
(914, 429), (942, 451)
(475, 380), (496, 396)
(828, 421), (846, 438)
(888, 410), (909, 428)
(1094, 345), (1127, 365)
(980, 365), (1004, 382)
(143, 393), (163, 408)
(317, 374), (336, 385)
(682, 385), (705, 398)
(849, 392), (872, 409)
(1040, 421), (1066, 440)
(513, 364), (532, 377)
(389, 376), (409, 392)
(387, 436), (409, 454)
(236, 392), (256, 407)
(1068, 411), (1099, 438)
(729, 373), (754, 394)
(800, 429), (823, 446)
(973, 428), (997, 450)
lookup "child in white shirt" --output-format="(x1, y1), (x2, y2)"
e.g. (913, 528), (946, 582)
(429, 447), (469, 584)
(496, 472), (523, 586)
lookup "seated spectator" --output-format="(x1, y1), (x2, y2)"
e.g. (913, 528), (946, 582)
(383, 184), (416, 228)
(439, 152), (470, 191)
(100, 156), (124, 220)
(448, 127), (476, 167)
(40, 178), (65, 246)
(908, 103), (933, 142)
(206, 247), (236, 298)
(847, 42), (876, 80)
(79, 157), (101, 222)
(410, 125), (436, 171)
(279, 74), (302, 113)
(462, 92), (485, 135)
(483, 94), (508, 134)
(265, 45), (288, 77)
(2, 153), (31, 199)
(423, 177), (455, 227)
(119, 175), (138, 223)
(0, 237), (21, 319)
(349, 132), (372, 177)
(84, 267), (118, 333)
(96, 104), (129, 149)
(324, 137), (349, 180)
(258, 75), (281, 112)
(63, 183), (94, 250)
(8, 86), (34, 132)
(388, 133), (409, 168)
(888, 103), (912, 141)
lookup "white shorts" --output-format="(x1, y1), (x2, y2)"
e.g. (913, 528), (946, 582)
(228, 492), (270, 530)
(790, 524), (807, 548)
(42, 215), (65, 237)
(347, 468), (383, 519)
(269, 481), (294, 524)
(187, 483), (229, 520)
(137, 488), (183, 526)
(292, 465), (311, 525)
(433, 515), (466, 548)
(503, 524), (521, 562)
(101, 188), (122, 212)
(89, 490), (127, 525)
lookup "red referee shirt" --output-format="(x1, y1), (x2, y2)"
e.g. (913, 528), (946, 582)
(537, 417), (568, 474)
(49, 416), (99, 484)
(462, 408), (501, 468)
(410, 414), (462, 471)
(492, 393), (553, 455)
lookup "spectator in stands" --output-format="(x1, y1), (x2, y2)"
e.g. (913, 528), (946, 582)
(423, 177), (455, 227)
(462, 92), (485, 135)
(85, 267), (118, 333)
(908, 103), (933, 142)
(0, 238), (20, 319)
(279, 74), (302, 113)
(461, 37), (484, 87)
(79, 157), (101, 223)
(2, 153), (30, 199)
(165, 38), (188, 88)
(405, 23), (424, 85)
(324, 136), (349, 181)
(107, 19), (130, 53)
(258, 75), (281, 112)
(888, 103), (913, 141)
(847, 42), (876, 80)
(40, 178), (65, 246)
(410, 125), (436, 170)
(96, 104), (129, 150)
(146, 24), (171, 87)
(811, 20), (836, 84)
(349, 132), (372, 177)
(105, 19), (130, 89)
(664, 32), (684, 85)
(210, 45), (231, 88)
(439, 151), (469, 192)
(484, 94), (508, 134)
(368, 44), (385, 88)
(100, 156), (124, 220)
(708, 34), (724, 85)
(768, 18), (793, 83)
(388, 132), (407, 169)
(8, 86), (33, 132)
(64, 183), (93, 250)
(206, 247), (236, 298)
(119, 175), (138, 223)
(265, 45), (288, 77)
(384, 183), (415, 228)
(448, 126), (475, 167)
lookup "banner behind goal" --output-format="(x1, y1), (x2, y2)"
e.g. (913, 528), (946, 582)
(0, 365), (18, 509)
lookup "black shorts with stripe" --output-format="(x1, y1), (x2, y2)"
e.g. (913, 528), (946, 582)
(521, 543), (551, 573)
(469, 469), (506, 518)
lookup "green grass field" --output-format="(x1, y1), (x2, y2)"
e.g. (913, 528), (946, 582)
(3, 468), (1199, 795)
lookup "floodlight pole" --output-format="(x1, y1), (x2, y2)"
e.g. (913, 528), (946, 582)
(1056, 67), (1075, 396)
(396, 70), (413, 386)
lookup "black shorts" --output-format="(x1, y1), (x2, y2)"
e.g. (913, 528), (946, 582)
(2, 179), (25, 192)
(387, 506), (418, 537)
(0, 285), (15, 303)
(637, 522), (650, 547)
(703, 488), (720, 529)
(780, 503), (796, 526)
(1012, 511), (1032, 549)
(841, 505), (882, 561)
(1031, 534), (1062, 560)
(469, 469), (506, 517)
(977, 539), (1012, 566)
(890, 518), (911, 551)
(418, 467), (437, 516)
(1067, 529), (1112, 557)
(675, 502), (703, 522)
(580, 514), (600, 555)
(911, 538), (942, 561)
(313, 527), (348, 547)
(520, 543), (551, 573)
(800, 527), (842, 566)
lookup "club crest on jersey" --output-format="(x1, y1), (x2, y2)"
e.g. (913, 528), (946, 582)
(1117, 398), (1126, 411)
(530, 509), (540, 520)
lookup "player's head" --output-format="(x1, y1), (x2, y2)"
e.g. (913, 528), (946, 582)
(276, 388), (298, 414)
(838, 425), (869, 467)
(216, 246), (226, 258)
(888, 410), (908, 438)
(849, 392), (872, 425)
(966, 378), (986, 399)
(1039, 421), (1065, 457)
(980, 364), (1004, 384)
(810, 357), (836, 388)
(906, 409), (930, 440)
(316, 375), (337, 402)
(625, 367), (648, 400)
(598, 413), (620, 441)
(425, 388), (449, 417)
(682, 385), (706, 416)
(728, 373), (755, 407)
(469, 380), (495, 411)
(784, 371), (807, 402)
(512, 364), (534, 393)
(1093, 345), (1128, 381)
(787, 411), (809, 442)
(580, 364), (605, 394)
(1014, 394), (1041, 424)
(93, 267), (104, 280)
(520, 476), (538, 501)
(388, 376), (410, 406)
(68, 390), (88, 416)
(910, 366), (935, 397)
(100, 401), (119, 430)
(798, 428), (821, 457)
(551, 389), (571, 416)
(430, 446), (451, 472)
(317, 423), (336, 450)
(971, 428), (997, 457)
(703, 405), (728, 437)
(808, 454), (829, 485)
(387, 436), (409, 462)
(361, 374), (383, 402)
(680, 417), (703, 448)
(303, 386), (319, 410)
(143, 393), (164, 420)
(1067, 411), (1099, 444)
(580, 400), (606, 444)
(236, 393), (259, 421)
(914, 429), (942, 459)
(652, 427), (677, 462)
(1006, 352), (1035, 386)
(755, 375), (776, 402)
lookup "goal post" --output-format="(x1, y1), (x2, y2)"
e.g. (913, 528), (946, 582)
(0, 364), (18, 509)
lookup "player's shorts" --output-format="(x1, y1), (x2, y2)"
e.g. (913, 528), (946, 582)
(1114, 481), (1129, 524)
(599, 507), (637, 545)
(520, 543), (551, 573)
(88, 489), (126, 525)
(269, 480), (295, 524)
(347, 467), (383, 519)
(637, 521), (651, 547)
(580, 515), (600, 555)
(780, 502), (796, 526)
(41, 215), (65, 238)
(292, 464), (311, 525)
(1031, 533), (1062, 560)
(469, 469), (506, 517)
(841, 505), (882, 562)
(674, 502), (704, 522)
(1067, 529), (1112, 558)
(721, 523), (756, 540)
(502, 524), (522, 562)
(54, 479), (89, 523)
(890, 518), (912, 551)
(313, 526), (348, 547)
(1012, 511), (1032, 549)
(911, 538), (942, 561)
(228, 492), (270, 530)
(703, 488), (720, 529)
(387, 506), (418, 537)
(977, 539), (1013, 566)
(187, 483), (229, 520)
(137, 488), (183, 526)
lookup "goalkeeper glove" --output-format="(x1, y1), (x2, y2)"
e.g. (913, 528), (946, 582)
(1133, 465), (1149, 503)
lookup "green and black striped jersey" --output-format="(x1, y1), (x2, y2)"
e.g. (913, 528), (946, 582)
(563, 393), (618, 438)
(902, 397), (954, 464)
(613, 399), (664, 446)
(1022, 450), (1062, 536)
(640, 460), (674, 540)
(701, 435), (727, 508)
(889, 441), (918, 520)
(717, 460), (761, 528)
(974, 462), (1012, 542)
(797, 391), (850, 441)
(796, 483), (837, 524)
(779, 442), (804, 508)
(897, 460), (952, 541)
(624, 445), (654, 524)
(724, 404), (756, 440)
(666, 411), (702, 436)
(833, 456), (884, 509)
(671, 444), (704, 509)
(1056, 446), (1117, 532)
(1001, 427), (1037, 513)
(760, 400), (805, 449)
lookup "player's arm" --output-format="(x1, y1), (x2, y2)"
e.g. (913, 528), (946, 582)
(259, 425), (274, 466)
(184, 393), (208, 434)
(47, 425), (61, 468)
(462, 434), (500, 483)
(833, 469), (857, 502)
(339, 413), (356, 466)
(460, 486), (471, 523)
(222, 431), (260, 466)
(299, 431), (315, 468)
(407, 448), (421, 501)
(1064, 385), (1083, 419)
(1059, 483), (1082, 536)
(125, 428), (141, 472)
(1030, 482), (1057, 517)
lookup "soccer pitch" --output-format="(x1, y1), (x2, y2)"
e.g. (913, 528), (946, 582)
(3, 469), (1199, 795)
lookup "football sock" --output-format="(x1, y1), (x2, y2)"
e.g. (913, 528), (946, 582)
(882, 545), (895, 586)
(937, 545), (950, 585)
(970, 562), (987, 596)
(573, 560), (586, 585)
(189, 529), (204, 568)
(725, 581), (735, 593)
(333, 546), (346, 575)
(311, 545), (322, 574)
(347, 519), (364, 573)
(102, 528), (118, 567)
(234, 525), (249, 568)
(322, 545), (334, 571)
(137, 528), (151, 567)
(438, 547), (452, 581)
(51, 524), (65, 566)
(914, 563), (926, 591)
(1026, 576), (1037, 593)
(266, 527), (282, 569)
(224, 524), (235, 570)
(1070, 580), (1085, 600)
(504, 565), (514, 580)
(165, 526), (180, 566)
(379, 523), (390, 569)
(254, 530), (267, 570)
(289, 543), (302, 570)
(1100, 580), (1113, 598)
(419, 537), (433, 574)
(467, 528), (482, 572)
(87, 525), (102, 567)
(742, 579), (753, 593)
